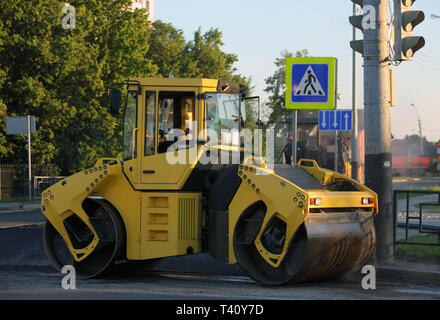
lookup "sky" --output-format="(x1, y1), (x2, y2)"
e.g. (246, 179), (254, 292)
(155, 0), (440, 142)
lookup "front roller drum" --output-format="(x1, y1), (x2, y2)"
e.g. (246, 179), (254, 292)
(234, 209), (375, 285)
(292, 211), (376, 283)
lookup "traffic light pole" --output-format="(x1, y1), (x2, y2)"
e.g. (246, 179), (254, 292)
(351, 2), (359, 181)
(363, 0), (393, 263)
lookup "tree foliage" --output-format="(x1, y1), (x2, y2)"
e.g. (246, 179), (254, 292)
(0, 0), (250, 175)
(147, 21), (251, 86)
(264, 49), (309, 126)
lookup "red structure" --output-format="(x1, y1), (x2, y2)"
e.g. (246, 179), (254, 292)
(392, 156), (433, 169)
(436, 140), (440, 168)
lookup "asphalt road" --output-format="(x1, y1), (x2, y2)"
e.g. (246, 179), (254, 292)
(0, 209), (45, 228)
(1, 177), (439, 300)
(1, 224), (440, 300)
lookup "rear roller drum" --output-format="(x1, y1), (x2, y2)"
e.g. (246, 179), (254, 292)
(43, 200), (125, 278)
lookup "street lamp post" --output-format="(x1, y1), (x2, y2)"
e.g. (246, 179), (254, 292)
(410, 103), (424, 155)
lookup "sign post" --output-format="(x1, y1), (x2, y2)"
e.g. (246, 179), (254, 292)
(285, 57), (337, 166)
(27, 116), (32, 201)
(6, 116), (36, 201)
(291, 110), (297, 166)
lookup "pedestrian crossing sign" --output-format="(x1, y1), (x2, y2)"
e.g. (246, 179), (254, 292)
(285, 57), (337, 110)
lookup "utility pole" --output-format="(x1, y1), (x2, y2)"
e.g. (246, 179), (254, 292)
(364, 0), (393, 263)
(351, 3), (359, 181)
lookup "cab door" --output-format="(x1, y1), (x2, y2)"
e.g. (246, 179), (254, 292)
(122, 90), (141, 185)
(140, 87), (201, 189)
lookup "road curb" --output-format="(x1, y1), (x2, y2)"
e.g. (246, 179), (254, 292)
(0, 201), (40, 213)
(375, 262), (440, 284)
(0, 222), (45, 229)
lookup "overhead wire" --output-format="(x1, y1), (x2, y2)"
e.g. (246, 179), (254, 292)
(294, 0), (347, 25)
(392, 121), (420, 127)
(413, 59), (440, 72)
(423, 47), (440, 58)
(416, 54), (440, 67)
(419, 49), (440, 60)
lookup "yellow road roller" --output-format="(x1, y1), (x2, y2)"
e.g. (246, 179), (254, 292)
(41, 78), (377, 285)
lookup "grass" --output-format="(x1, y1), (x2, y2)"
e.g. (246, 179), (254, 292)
(414, 187), (440, 192)
(393, 176), (420, 181)
(396, 187), (440, 200)
(0, 196), (30, 203)
(396, 234), (440, 264)
(419, 204), (440, 213)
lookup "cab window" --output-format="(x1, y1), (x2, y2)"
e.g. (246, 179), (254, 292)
(145, 91), (156, 156)
(205, 92), (241, 146)
(123, 91), (138, 161)
(157, 91), (195, 153)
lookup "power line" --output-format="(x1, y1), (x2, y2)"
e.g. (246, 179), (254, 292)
(417, 53), (440, 66)
(294, 0), (347, 25)
(392, 122), (419, 128)
(419, 49), (440, 60)
(423, 46), (440, 57)
(413, 59), (440, 72)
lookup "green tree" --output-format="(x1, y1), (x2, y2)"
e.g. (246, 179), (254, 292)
(0, 0), (156, 174)
(148, 22), (251, 88)
(182, 28), (237, 79)
(147, 20), (187, 78)
(264, 49), (309, 125)
(0, 1), (252, 177)
(0, 19), (7, 158)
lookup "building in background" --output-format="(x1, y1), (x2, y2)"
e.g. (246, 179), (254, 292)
(437, 140), (440, 171)
(131, 0), (154, 21)
(274, 109), (366, 182)
(391, 136), (438, 176)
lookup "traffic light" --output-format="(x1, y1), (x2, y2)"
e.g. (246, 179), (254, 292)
(349, 0), (364, 55)
(393, 0), (425, 61)
(349, 0), (376, 55)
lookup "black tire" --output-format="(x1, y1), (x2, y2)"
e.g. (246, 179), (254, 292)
(43, 200), (125, 278)
(43, 221), (74, 272)
(233, 206), (307, 286)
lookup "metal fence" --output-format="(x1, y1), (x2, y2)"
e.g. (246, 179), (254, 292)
(393, 190), (440, 248)
(33, 176), (66, 199)
(0, 164), (60, 200)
